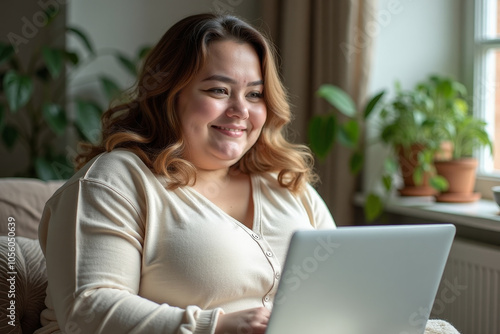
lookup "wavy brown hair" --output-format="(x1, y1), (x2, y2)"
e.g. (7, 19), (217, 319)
(76, 13), (317, 193)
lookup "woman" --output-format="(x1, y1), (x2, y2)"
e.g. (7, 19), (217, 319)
(36, 13), (335, 334)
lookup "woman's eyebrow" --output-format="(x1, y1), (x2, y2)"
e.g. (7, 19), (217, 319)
(202, 75), (264, 87)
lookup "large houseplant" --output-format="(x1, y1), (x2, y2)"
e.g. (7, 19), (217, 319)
(308, 84), (385, 221)
(0, 9), (149, 180)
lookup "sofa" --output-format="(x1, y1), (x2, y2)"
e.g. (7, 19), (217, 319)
(0, 178), (64, 333)
(0, 177), (461, 334)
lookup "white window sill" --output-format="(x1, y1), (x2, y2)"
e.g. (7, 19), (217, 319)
(354, 194), (500, 233)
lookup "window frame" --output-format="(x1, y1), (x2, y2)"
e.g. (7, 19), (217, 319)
(472, 0), (500, 198)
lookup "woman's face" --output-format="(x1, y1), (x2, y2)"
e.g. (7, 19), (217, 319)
(176, 40), (267, 171)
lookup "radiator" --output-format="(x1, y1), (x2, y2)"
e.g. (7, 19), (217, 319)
(431, 238), (500, 334)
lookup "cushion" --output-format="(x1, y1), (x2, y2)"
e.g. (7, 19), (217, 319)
(0, 178), (65, 239)
(0, 236), (48, 334)
(425, 319), (461, 334)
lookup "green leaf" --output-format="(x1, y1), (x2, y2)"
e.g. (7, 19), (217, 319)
(317, 84), (356, 117)
(67, 26), (95, 55)
(64, 50), (79, 66)
(430, 175), (449, 191)
(365, 193), (384, 222)
(2, 124), (18, 149)
(380, 124), (396, 144)
(452, 81), (467, 96)
(453, 98), (468, 113)
(382, 175), (392, 191)
(99, 76), (122, 101)
(413, 167), (423, 186)
(338, 120), (359, 148)
(308, 114), (337, 160)
(75, 100), (102, 144)
(349, 151), (363, 174)
(42, 46), (64, 79)
(363, 90), (385, 119)
(35, 157), (59, 181)
(42, 103), (67, 135)
(0, 43), (15, 66)
(137, 45), (152, 59)
(3, 70), (33, 112)
(115, 52), (137, 76)
(436, 79), (454, 98)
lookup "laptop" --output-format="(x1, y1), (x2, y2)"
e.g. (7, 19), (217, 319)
(266, 224), (456, 334)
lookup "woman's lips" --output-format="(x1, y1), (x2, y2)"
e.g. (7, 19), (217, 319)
(211, 125), (246, 137)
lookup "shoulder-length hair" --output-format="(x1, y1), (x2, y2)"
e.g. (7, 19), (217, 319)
(75, 13), (317, 193)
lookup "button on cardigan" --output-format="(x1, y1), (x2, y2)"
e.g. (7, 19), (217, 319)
(35, 149), (336, 334)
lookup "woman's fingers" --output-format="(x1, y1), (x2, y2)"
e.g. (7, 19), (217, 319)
(215, 307), (271, 334)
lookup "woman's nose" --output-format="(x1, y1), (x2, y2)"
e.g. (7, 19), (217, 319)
(226, 97), (249, 119)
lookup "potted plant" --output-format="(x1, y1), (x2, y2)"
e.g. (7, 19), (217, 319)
(378, 80), (448, 198)
(432, 105), (493, 202)
(380, 74), (493, 203)
(408, 75), (493, 202)
(310, 75), (491, 220)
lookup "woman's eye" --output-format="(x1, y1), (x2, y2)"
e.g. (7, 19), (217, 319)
(208, 88), (228, 95)
(247, 91), (263, 99)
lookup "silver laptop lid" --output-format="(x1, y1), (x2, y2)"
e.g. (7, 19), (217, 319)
(267, 224), (456, 334)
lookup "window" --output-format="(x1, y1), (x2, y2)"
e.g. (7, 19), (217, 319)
(474, 0), (500, 179)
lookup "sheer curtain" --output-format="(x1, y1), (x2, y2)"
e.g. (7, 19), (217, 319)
(260, 0), (377, 225)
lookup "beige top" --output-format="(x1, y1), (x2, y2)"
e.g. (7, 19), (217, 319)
(35, 149), (336, 334)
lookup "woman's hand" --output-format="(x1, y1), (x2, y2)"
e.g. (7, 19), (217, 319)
(215, 306), (270, 334)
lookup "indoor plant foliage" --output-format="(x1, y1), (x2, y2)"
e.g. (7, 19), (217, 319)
(431, 81), (493, 202)
(378, 77), (453, 198)
(308, 84), (385, 221)
(0, 10), (149, 180)
(310, 75), (493, 220)
(379, 74), (492, 204)
(309, 84), (384, 174)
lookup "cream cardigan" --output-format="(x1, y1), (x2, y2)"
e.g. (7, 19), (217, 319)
(35, 150), (336, 334)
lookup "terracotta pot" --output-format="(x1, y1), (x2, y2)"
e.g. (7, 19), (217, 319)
(434, 158), (480, 203)
(397, 144), (437, 196)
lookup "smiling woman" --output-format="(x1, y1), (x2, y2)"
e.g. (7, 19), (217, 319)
(75, 14), (315, 193)
(35, 13), (336, 334)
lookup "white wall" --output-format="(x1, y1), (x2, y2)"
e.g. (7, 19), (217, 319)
(364, 0), (465, 193)
(369, 0), (463, 94)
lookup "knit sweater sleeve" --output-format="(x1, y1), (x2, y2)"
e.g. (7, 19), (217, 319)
(301, 184), (337, 230)
(38, 178), (223, 334)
